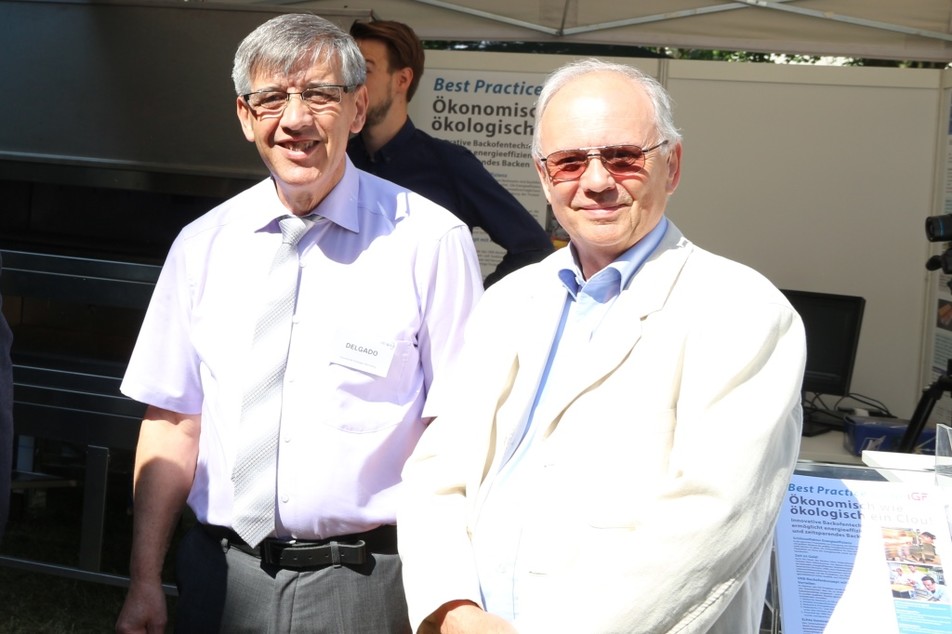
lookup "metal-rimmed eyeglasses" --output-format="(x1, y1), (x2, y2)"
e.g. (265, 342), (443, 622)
(538, 141), (669, 183)
(241, 85), (355, 118)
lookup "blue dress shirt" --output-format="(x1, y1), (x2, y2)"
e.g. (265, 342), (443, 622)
(472, 217), (669, 621)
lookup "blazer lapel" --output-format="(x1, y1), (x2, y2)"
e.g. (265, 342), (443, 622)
(493, 269), (570, 453)
(474, 268), (568, 502)
(532, 224), (693, 433)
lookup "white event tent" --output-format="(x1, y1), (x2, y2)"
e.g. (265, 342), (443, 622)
(226, 0), (952, 63)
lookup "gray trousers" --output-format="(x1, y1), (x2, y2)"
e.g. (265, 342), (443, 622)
(175, 524), (411, 633)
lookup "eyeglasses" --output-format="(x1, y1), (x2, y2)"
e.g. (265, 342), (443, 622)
(538, 141), (669, 183)
(241, 85), (355, 118)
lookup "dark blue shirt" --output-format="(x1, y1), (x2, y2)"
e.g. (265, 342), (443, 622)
(348, 118), (553, 286)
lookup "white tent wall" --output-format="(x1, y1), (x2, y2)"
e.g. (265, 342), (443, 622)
(415, 50), (942, 418)
(666, 60), (940, 419)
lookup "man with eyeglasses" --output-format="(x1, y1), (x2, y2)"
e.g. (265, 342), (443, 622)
(346, 20), (553, 287)
(921, 575), (950, 603)
(115, 13), (481, 634)
(398, 58), (806, 633)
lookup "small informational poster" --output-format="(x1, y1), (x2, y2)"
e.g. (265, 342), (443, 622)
(775, 474), (952, 633)
(408, 67), (562, 275)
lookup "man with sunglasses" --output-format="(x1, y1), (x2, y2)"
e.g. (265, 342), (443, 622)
(398, 58), (806, 633)
(115, 13), (481, 634)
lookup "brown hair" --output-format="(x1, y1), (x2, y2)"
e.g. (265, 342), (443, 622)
(350, 20), (425, 101)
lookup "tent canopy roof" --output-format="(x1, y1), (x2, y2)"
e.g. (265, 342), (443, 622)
(234, 0), (952, 62)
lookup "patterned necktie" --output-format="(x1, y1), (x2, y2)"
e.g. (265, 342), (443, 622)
(231, 214), (312, 547)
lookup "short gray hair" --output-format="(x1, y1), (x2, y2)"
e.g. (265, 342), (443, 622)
(232, 13), (366, 96)
(531, 58), (681, 157)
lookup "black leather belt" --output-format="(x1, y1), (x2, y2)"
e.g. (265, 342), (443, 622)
(201, 524), (397, 570)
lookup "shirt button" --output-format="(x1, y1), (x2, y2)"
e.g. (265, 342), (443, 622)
(281, 495), (289, 503)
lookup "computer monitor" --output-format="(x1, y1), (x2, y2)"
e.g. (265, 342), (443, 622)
(781, 289), (865, 397)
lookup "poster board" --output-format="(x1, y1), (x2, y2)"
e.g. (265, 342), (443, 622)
(410, 65), (549, 274)
(776, 472), (952, 633)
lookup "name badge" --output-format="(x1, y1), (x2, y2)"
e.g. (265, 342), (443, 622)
(331, 332), (396, 378)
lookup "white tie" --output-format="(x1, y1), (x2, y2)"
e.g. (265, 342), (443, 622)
(231, 214), (312, 547)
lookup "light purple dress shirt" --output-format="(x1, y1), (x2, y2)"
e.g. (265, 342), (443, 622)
(121, 159), (482, 540)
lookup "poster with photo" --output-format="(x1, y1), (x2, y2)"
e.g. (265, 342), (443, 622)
(776, 473), (952, 633)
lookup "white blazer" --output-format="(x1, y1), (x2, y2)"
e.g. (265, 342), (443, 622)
(399, 222), (806, 633)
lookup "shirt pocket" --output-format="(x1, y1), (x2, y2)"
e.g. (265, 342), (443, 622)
(323, 337), (421, 433)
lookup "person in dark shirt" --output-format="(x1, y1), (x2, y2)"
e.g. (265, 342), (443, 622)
(347, 20), (553, 286)
(0, 256), (13, 541)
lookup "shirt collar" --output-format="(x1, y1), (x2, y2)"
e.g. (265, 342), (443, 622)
(558, 216), (669, 299)
(250, 158), (361, 234)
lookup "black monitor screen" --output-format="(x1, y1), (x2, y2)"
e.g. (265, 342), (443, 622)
(781, 289), (865, 397)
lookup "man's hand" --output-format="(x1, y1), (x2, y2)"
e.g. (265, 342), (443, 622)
(420, 600), (518, 634)
(116, 406), (198, 633)
(115, 579), (168, 634)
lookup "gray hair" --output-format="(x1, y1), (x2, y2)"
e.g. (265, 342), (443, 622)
(232, 13), (366, 95)
(531, 58), (681, 157)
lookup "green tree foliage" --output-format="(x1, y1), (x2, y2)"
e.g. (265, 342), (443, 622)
(423, 40), (948, 68)
(657, 48), (786, 63)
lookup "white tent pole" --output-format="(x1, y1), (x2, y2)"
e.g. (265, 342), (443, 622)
(560, 0), (800, 36)
(405, 0), (561, 35)
(400, 0), (802, 37)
